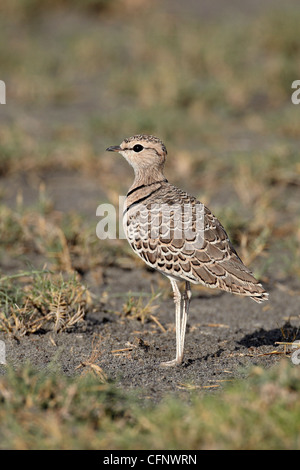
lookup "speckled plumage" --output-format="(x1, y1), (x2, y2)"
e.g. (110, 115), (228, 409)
(124, 181), (267, 302)
(107, 135), (268, 366)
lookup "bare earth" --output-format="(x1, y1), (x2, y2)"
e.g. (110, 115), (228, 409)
(1, 262), (299, 403)
(1, 170), (299, 403)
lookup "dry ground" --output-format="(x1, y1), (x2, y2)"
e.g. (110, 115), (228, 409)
(0, 0), (300, 405)
(1, 169), (299, 402)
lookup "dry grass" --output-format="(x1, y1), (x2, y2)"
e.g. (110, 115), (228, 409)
(0, 271), (91, 337)
(0, 359), (299, 449)
(76, 334), (108, 381)
(1, 4), (299, 282)
(121, 290), (161, 324)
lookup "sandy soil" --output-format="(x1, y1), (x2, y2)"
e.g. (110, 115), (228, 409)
(1, 170), (299, 403)
(1, 269), (299, 402)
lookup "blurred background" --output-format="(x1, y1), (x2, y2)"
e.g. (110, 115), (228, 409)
(1, 0), (300, 451)
(0, 0), (300, 295)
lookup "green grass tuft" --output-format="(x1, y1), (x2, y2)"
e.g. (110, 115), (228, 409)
(0, 360), (299, 449)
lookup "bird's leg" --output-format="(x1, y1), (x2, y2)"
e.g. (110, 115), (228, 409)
(179, 281), (191, 360)
(160, 278), (182, 367)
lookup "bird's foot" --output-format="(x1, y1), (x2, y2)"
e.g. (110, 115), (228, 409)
(160, 357), (183, 367)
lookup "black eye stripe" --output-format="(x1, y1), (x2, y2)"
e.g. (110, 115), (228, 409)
(122, 145), (160, 155)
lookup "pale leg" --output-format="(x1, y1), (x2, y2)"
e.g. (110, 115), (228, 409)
(160, 278), (183, 367)
(179, 281), (191, 361)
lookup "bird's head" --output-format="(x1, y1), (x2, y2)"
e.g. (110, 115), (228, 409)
(106, 134), (167, 174)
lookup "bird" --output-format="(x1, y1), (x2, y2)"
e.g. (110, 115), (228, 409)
(106, 134), (268, 366)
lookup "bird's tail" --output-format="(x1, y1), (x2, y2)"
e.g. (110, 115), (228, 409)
(250, 290), (269, 303)
(216, 256), (269, 303)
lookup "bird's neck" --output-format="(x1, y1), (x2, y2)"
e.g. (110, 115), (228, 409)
(131, 166), (166, 188)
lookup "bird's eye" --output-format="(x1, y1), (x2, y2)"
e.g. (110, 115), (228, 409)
(132, 144), (144, 152)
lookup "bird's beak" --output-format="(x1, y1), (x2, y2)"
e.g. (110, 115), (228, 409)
(106, 145), (121, 152)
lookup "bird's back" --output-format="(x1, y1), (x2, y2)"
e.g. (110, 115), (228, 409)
(124, 181), (268, 303)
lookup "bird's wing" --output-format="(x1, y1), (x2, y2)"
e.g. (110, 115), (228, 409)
(125, 183), (268, 302)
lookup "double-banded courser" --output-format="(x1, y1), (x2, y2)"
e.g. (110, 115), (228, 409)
(106, 135), (268, 366)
